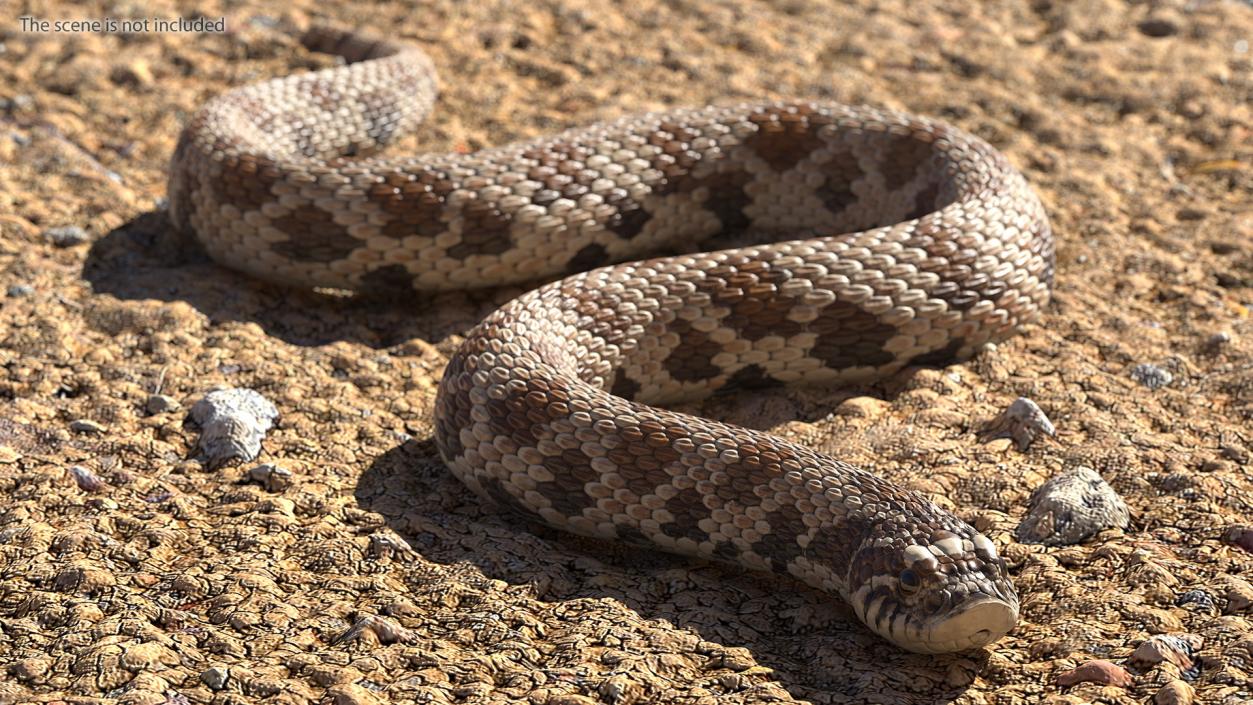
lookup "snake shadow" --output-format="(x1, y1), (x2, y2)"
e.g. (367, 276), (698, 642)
(87, 213), (986, 703)
(358, 438), (992, 705)
(82, 212), (506, 348)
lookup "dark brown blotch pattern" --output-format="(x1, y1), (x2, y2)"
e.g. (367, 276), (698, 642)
(566, 243), (610, 274)
(807, 301), (897, 369)
(575, 294), (634, 352)
(370, 169), (455, 240)
(715, 261), (803, 341)
(535, 444), (599, 518)
(806, 519), (866, 585)
(815, 148), (863, 218)
(486, 374), (602, 518)
(208, 148), (281, 214)
(447, 199), (514, 259)
(607, 205), (652, 239)
(270, 206), (361, 263)
(660, 491), (713, 544)
(359, 264), (417, 293)
(662, 316), (724, 383)
(643, 121), (703, 197)
(881, 134), (934, 191)
(910, 338), (965, 367)
(680, 169), (754, 232)
(611, 420), (683, 498)
(745, 104), (830, 172)
(751, 502), (808, 572)
(903, 222), (982, 312)
(614, 524), (654, 547)
(721, 364), (778, 392)
(709, 456), (770, 507)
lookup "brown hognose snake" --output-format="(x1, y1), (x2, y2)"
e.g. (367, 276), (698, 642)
(169, 27), (1054, 653)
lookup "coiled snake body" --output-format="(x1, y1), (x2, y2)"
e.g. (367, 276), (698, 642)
(170, 27), (1053, 653)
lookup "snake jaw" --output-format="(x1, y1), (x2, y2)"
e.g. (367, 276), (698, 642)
(915, 594), (1020, 654)
(847, 524), (1019, 653)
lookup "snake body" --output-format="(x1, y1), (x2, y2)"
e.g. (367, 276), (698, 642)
(170, 27), (1053, 653)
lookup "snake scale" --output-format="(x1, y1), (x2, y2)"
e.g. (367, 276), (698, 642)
(169, 27), (1054, 653)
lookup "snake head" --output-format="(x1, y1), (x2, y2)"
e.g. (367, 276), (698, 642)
(846, 521), (1019, 653)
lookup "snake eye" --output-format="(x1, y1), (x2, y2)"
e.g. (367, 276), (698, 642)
(899, 569), (921, 592)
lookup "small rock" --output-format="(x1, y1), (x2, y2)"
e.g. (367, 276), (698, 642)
(1177, 99), (1205, 120)
(109, 59), (154, 87)
(45, 225), (89, 247)
(68, 465), (108, 493)
(188, 388), (279, 468)
(1220, 444), (1249, 463)
(1221, 525), (1253, 554)
(1200, 458), (1232, 473)
(328, 683), (385, 705)
(333, 615), (417, 646)
(69, 419), (106, 434)
(248, 463), (294, 491)
(6, 284), (33, 297)
(1175, 589), (1216, 613)
(1018, 466), (1131, 546)
(1131, 633), (1202, 673)
(121, 641), (179, 671)
(145, 394), (181, 415)
(7, 657), (51, 682)
(1218, 574), (1253, 612)
(945, 659), (977, 687)
(983, 397), (1055, 450)
(599, 674), (641, 704)
(835, 396), (890, 419)
(201, 666), (230, 690)
(1056, 659), (1133, 688)
(368, 533), (415, 559)
(1130, 363), (1173, 390)
(258, 497), (295, 516)
(87, 497), (119, 511)
(54, 565), (116, 594)
(1154, 680), (1194, 705)
(1205, 331), (1231, 349)
(1138, 17), (1179, 37)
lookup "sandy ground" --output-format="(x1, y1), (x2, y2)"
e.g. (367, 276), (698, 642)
(1, 0), (1252, 703)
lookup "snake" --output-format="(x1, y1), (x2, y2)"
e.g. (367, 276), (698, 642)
(168, 26), (1054, 653)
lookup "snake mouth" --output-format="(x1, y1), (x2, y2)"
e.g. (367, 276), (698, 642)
(905, 595), (1019, 654)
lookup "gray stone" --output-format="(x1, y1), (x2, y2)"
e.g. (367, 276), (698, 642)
(200, 666), (229, 690)
(1130, 363), (1173, 390)
(1017, 466), (1130, 545)
(45, 225), (89, 247)
(984, 397), (1055, 451)
(189, 388), (279, 468)
(145, 393), (181, 415)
